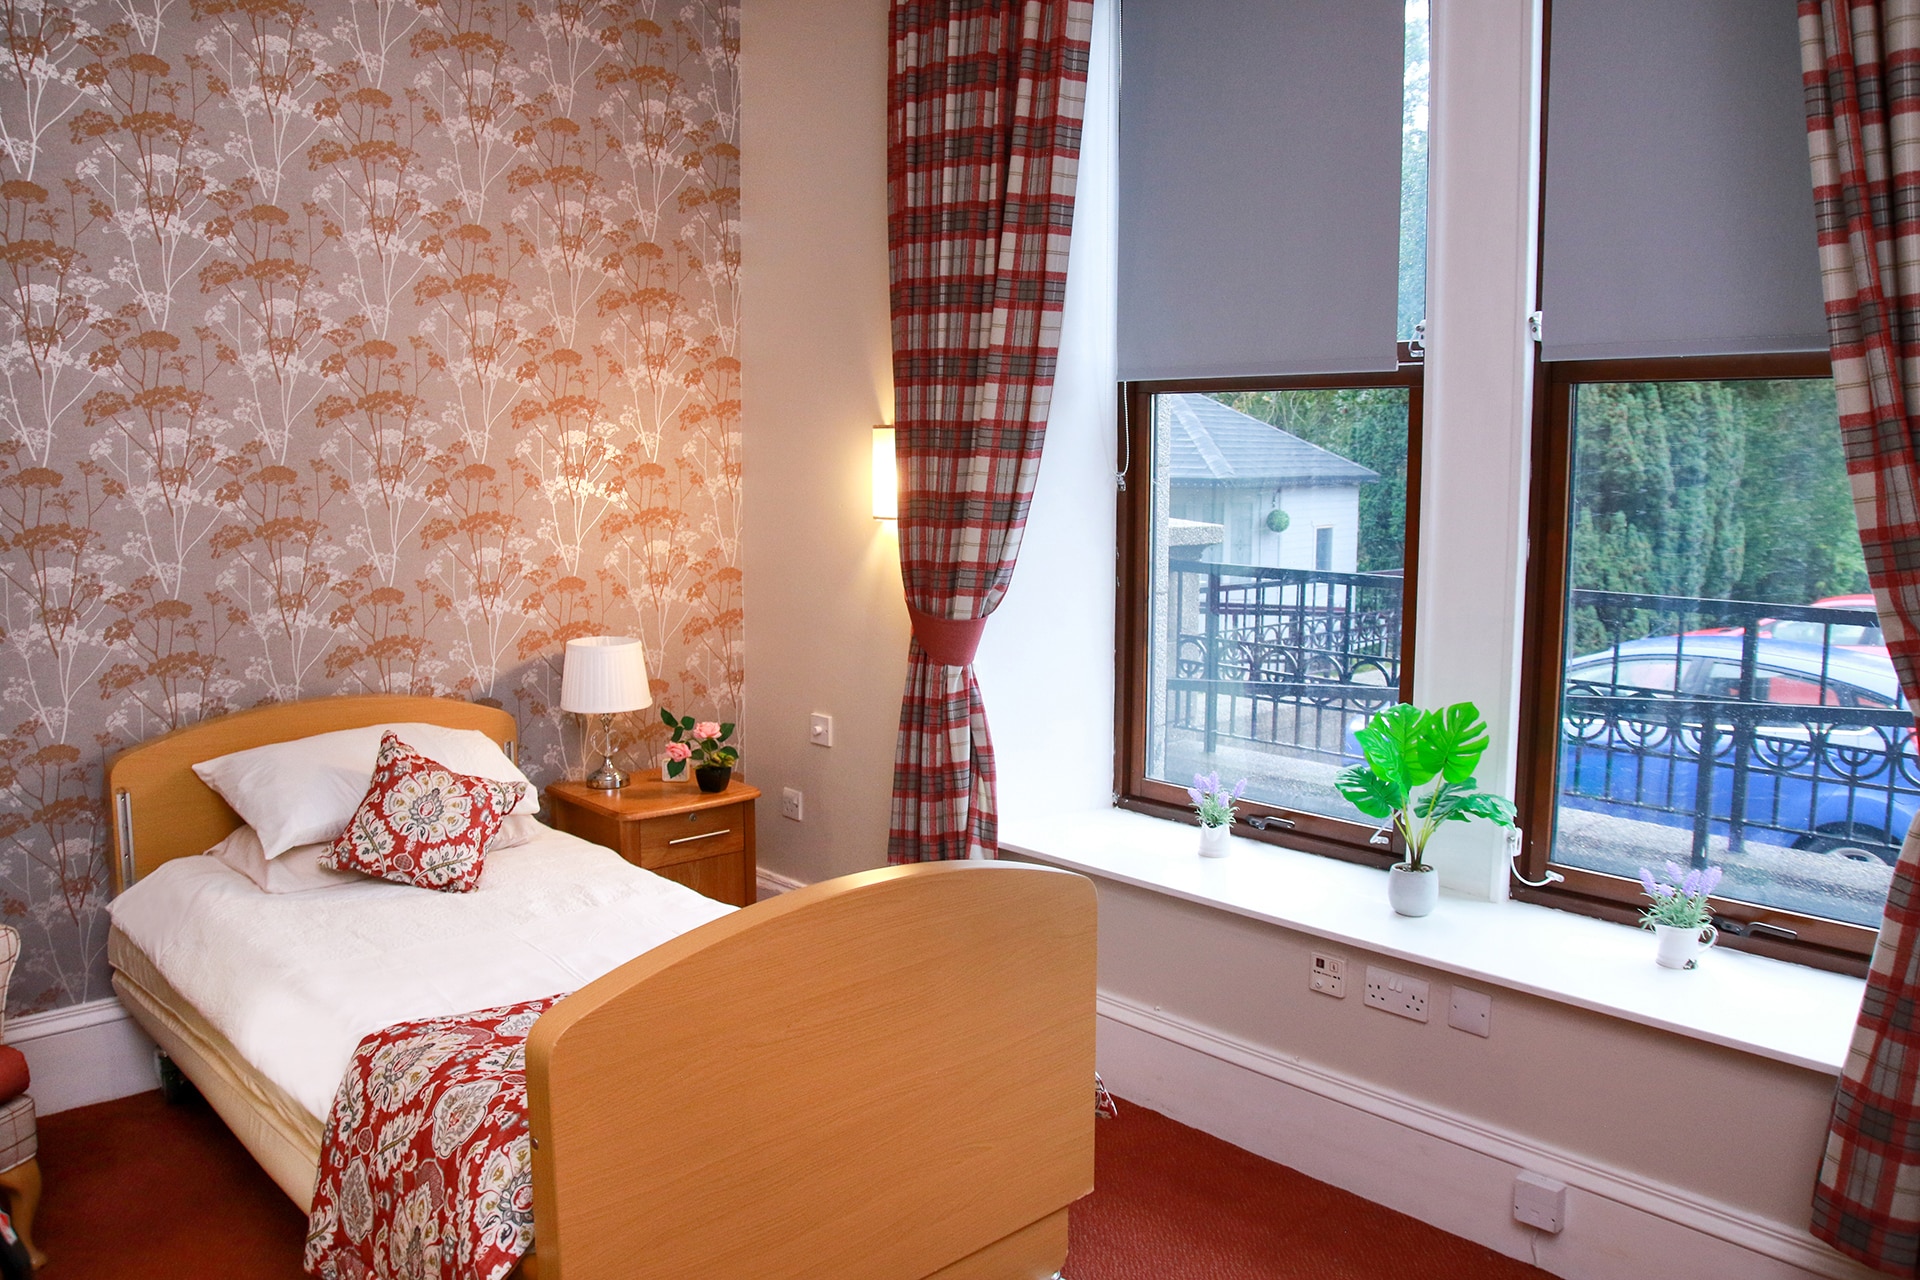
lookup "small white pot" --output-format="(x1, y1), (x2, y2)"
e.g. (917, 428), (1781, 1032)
(1387, 862), (1438, 917)
(1198, 823), (1231, 857)
(1654, 922), (1718, 970)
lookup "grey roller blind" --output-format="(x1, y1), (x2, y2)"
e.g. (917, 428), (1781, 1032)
(1118, 0), (1406, 381)
(1539, 0), (1825, 361)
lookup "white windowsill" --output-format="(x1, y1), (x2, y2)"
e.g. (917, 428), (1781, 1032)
(1000, 807), (1865, 1075)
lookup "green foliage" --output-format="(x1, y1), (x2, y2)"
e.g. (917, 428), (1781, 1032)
(1568, 379), (1864, 655)
(1334, 701), (1516, 871)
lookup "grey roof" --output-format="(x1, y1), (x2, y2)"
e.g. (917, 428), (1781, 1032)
(1163, 393), (1379, 487)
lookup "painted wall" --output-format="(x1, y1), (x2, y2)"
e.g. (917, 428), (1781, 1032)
(1090, 879), (1844, 1239)
(737, 0), (905, 886)
(0, 0), (743, 1014)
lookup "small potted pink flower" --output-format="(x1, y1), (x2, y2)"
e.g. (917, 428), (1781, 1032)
(662, 710), (739, 792)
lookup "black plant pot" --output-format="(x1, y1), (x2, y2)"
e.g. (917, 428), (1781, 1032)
(695, 765), (733, 793)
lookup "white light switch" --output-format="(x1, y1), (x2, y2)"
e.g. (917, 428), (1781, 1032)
(809, 713), (833, 747)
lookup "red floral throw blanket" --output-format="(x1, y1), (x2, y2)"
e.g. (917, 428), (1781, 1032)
(304, 997), (563, 1280)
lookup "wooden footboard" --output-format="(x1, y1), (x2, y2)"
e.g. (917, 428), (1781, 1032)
(526, 861), (1096, 1280)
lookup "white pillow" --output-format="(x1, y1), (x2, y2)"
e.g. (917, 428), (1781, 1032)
(208, 827), (362, 893)
(192, 722), (536, 859)
(208, 815), (544, 893)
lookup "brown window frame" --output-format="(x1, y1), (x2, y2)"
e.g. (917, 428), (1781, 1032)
(1513, 351), (1874, 976)
(1113, 356), (1425, 866)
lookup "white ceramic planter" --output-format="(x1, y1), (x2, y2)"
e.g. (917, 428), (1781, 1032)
(1387, 862), (1438, 917)
(1654, 922), (1718, 970)
(1198, 823), (1231, 857)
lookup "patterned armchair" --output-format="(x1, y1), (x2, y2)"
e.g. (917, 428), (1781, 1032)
(0, 927), (41, 1269)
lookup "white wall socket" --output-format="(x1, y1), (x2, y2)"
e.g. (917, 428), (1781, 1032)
(1513, 1172), (1567, 1233)
(1448, 986), (1492, 1037)
(1309, 952), (1346, 998)
(809, 713), (833, 747)
(781, 787), (803, 821)
(1363, 966), (1429, 1022)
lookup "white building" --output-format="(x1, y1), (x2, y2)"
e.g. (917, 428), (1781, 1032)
(1160, 393), (1379, 571)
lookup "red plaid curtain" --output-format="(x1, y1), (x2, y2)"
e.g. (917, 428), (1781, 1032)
(885, 0), (1091, 863)
(1804, 2), (1920, 1271)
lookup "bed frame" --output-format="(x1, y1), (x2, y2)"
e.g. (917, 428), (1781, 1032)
(106, 695), (1096, 1280)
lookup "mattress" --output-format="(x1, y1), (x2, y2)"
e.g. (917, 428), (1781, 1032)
(107, 823), (735, 1122)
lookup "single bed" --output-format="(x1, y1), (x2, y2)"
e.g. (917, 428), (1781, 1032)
(105, 694), (1096, 1280)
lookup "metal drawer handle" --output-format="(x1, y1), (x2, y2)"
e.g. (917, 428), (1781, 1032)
(668, 829), (731, 846)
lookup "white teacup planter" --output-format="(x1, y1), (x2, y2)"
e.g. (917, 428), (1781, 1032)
(1638, 862), (1724, 971)
(1188, 773), (1246, 859)
(1654, 922), (1718, 970)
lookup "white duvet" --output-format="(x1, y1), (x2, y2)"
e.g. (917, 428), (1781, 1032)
(108, 824), (735, 1119)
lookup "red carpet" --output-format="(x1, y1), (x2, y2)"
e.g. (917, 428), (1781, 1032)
(40, 1091), (307, 1279)
(1070, 1102), (1549, 1279)
(39, 1091), (1547, 1278)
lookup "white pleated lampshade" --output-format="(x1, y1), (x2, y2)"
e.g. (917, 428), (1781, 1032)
(559, 636), (652, 714)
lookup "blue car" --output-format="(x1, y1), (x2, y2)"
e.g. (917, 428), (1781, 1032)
(1557, 634), (1915, 863)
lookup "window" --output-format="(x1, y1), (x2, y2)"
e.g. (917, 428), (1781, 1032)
(1507, 0), (1859, 967)
(1517, 357), (1881, 967)
(1117, 372), (1421, 861)
(1113, 0), (1429, 860)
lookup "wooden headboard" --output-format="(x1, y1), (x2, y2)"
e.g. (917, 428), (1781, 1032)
(105, 695), (519, 893)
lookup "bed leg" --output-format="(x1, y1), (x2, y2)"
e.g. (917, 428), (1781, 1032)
(156, 1052), (197, 1105)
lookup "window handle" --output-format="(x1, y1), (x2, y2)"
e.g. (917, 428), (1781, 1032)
(1713, 916), (1798, 941)
(1246, 815), (1295, 832)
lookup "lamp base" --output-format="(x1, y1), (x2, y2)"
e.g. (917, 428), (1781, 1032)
(586, 757), (627, 791)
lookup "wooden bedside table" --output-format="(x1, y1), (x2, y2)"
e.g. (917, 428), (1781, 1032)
(544, 778), (760, 907)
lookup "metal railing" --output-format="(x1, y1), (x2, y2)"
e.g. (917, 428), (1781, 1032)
(1163, 570), (1915, 864)
(1165, 562), (1404, 762)
(1559, 589), (1913, 865)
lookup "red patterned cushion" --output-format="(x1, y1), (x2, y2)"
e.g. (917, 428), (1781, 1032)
(321, 733), (522, 893)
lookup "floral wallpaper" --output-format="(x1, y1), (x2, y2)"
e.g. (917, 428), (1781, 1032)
(0, 0), (743, 1015)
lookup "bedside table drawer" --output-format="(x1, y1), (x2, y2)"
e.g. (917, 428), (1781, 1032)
(636, 804), (746, 870)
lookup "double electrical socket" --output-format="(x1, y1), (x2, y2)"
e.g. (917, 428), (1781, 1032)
(1364, 966), (1430, 1021)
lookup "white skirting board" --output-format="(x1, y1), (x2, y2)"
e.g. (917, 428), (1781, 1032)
(9, 997), (158, 1115)
(756, 867), (806, 900)
(1098, 996), (1879, 1280)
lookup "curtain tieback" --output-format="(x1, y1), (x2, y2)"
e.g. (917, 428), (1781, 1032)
(907, 604), (988, 667)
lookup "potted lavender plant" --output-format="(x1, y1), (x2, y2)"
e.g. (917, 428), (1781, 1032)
(1638, 861), (1722, 969)
(1188, 773), (1245, 857)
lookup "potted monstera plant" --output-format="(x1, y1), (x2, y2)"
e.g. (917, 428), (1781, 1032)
(1335, 701), (1517, 917)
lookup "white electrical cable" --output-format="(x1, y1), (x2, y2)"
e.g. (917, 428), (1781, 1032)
(1507, 827), (1564, 887)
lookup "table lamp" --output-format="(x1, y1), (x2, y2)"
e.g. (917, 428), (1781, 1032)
(560, 636), (651, 790)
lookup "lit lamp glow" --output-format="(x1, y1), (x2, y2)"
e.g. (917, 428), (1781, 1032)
(872, 425), (898, 521)
(560, 636), (652, 791)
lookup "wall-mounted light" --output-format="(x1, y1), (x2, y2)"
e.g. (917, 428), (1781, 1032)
(872, 425), (898, 521)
